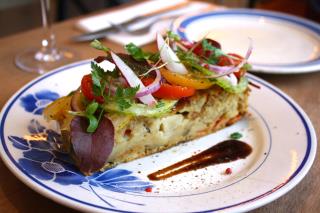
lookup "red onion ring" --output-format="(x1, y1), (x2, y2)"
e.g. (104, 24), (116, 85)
(201, 63), (234, 74)
(111, 52), (157, 106)
(135, 69), (161, 98)
(198, 38), (253, 78)
(203, 55), (235, 72)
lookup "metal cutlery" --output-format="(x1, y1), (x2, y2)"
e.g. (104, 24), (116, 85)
(71, 2), (189, 42)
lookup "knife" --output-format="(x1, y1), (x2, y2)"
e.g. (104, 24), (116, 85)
(71, 1), (189, 42)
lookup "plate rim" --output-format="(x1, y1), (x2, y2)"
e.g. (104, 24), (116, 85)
(172, 8), (320, 74)
(0, 60), (317, 212)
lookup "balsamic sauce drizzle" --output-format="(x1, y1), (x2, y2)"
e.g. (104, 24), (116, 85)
(148, 140), (252, 181)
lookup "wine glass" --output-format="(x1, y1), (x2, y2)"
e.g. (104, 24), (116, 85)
(15, 0), (77, 74)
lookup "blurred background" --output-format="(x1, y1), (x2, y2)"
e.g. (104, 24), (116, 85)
(0, 0), (319, 38)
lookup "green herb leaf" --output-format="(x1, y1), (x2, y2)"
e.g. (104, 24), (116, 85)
(156, 101), (165, 108)
(91, 64), (103, 88)
(242, 63), (252, 70)
(91, 62), (105, 96)
(230, 132), (243, 140)
(114, 86), (140, 99)
(201, 39), (226, 63)
(167, 31), (180, 41)
(125, 43), (159, 62)
(176, 49), (212, 76)
(85, 102), (99, 115)
(115, 86), (123, 97)
(114, 85), (140, 111)
(90, 40), (110, 53)
(201, 39), (211, 51)
(123, 85), (140, 98)
(86, 114), (99, 133)
(90, 61), (118, 97)
(117, 99), (131, 111)
(206, 55), (218, 65)
(202, 42), (222, 64)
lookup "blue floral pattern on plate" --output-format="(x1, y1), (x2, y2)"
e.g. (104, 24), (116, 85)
(20, 90), (59, 115)
(8, 119), (153, 207)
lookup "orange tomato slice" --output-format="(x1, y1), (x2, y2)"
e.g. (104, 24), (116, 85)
(142, 78), (195, 100)
(160, 68), (213, 90)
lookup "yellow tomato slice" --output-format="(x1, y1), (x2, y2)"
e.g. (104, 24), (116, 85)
(160, 68), (213, 90)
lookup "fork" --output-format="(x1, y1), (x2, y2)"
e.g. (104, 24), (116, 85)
(106, 14), (180, 35)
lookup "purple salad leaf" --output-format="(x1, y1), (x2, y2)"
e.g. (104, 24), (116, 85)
(70, 116), (114, 175)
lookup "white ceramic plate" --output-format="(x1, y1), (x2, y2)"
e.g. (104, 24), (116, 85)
(172, 9), (320, 74)
(0, 60), (316, 212)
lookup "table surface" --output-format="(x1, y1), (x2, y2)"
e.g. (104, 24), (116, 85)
(0, 3), (319, 213)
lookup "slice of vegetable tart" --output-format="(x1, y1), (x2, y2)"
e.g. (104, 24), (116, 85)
(43, 31), (253, 175)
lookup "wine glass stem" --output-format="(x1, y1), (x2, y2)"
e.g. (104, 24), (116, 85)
(37, 0), (60, 62)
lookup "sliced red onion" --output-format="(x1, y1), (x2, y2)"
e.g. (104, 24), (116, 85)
(204, 55), (235, 70)
(136, 69), (161, 98)
(157, 33), (188, 75)
(199, 38), (253, 78)
(199, 61), (243, 79)
(111, 52), (157, 106)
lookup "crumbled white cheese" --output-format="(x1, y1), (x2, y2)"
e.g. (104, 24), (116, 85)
(221, 74), (238, 86)
(95, 60), (115, 71)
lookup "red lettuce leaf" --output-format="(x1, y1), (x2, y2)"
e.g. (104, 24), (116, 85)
(70, 116), (114, 174)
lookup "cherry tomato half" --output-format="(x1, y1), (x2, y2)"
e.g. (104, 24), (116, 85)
(80, 74), (104, 103)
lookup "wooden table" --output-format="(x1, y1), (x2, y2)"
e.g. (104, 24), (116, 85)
(0, 5), (319, 213)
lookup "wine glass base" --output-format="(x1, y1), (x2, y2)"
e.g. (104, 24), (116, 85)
(15, 48), (77, 74)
